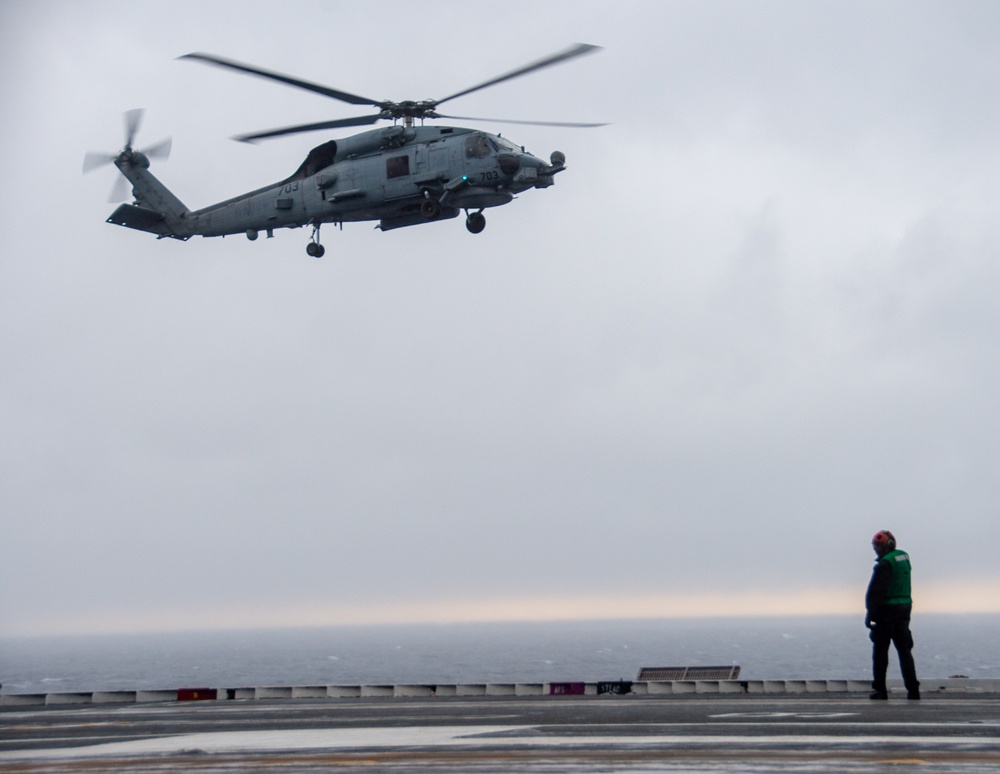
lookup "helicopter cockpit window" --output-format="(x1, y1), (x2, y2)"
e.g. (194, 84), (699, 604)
(386, 154), (410, 179)
(490, 136), (520, 153)
(465, 134), (492, 159)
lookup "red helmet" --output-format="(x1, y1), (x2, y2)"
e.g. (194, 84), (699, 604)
(872, 530), (896, 552)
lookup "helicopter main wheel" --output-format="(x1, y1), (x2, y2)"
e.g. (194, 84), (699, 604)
(465, 212), (486, 234)
(420, 197), (441, 220)
(306, 222), (326, 257)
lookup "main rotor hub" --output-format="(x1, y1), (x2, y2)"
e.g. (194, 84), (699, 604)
(378, 100), (438, 121)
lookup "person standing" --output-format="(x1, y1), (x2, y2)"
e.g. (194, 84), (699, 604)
(865, 530), (920, 700)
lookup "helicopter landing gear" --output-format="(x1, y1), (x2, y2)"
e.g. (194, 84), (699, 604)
(465, 210), (486, 234)
(420, 193), (441, 220)
(306, 223), (326, 258)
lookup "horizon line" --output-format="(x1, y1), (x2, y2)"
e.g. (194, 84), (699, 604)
(5, 581), (1000, 638)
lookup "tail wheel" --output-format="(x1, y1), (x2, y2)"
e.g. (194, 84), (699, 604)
(466, 212), (486, 234)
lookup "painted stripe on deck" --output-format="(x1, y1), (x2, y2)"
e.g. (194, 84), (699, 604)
(4, 726), (1000, 762)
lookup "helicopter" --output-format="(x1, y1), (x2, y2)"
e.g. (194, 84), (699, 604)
(84, 44), (604, 257)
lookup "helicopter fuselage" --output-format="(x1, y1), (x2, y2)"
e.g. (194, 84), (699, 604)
(108, 124), (565, 250)
(93, 44), (599, 255)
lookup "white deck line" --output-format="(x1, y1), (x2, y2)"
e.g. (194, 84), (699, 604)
(3, 726), (1000, 762)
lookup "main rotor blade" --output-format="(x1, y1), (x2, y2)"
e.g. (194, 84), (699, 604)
(179, 53), (379, 107)
(233, 113), (383, 143)
(435, 43), (601, 107)
(437, 113), (608, 128)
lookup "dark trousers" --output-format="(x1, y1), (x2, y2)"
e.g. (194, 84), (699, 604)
(871, 605), (919, 694)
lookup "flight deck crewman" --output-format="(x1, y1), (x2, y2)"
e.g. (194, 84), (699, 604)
(865, 530), (920, 700)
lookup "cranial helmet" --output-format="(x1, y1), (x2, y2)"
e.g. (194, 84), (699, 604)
(872, 530), (896, 554)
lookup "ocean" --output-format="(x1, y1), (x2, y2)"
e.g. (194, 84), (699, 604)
(1, 614), (997, 695)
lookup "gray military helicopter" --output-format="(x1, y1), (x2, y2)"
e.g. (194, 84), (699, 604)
(84, 44), (603, 257)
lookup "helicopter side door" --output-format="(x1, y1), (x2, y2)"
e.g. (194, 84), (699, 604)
(383, 148), (417, 203)
(427, 140), (453, 177)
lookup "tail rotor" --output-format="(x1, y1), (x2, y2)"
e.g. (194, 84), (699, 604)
(83, 109), (171, 201)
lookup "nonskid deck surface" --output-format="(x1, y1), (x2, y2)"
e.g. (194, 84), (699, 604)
(2, 693), (1000, 772)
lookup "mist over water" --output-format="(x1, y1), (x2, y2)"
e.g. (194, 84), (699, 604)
(2, 614), (997, 695)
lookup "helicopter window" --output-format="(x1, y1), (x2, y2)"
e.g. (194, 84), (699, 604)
(465, 134), (492, 159)
(491, 136), (520, 153)
(386, 154), (410, 179)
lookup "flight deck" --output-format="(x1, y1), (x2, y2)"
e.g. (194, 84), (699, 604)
(3, 681), (999, 772)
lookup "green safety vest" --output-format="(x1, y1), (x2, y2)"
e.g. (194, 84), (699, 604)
(881, 549), (913, 605)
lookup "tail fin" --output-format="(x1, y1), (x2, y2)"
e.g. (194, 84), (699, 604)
(107, 153), (192, 239)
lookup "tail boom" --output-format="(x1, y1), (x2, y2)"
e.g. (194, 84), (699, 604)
(108, 154), (192, 239)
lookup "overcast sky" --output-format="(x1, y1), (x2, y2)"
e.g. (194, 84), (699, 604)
(2, 0), (999, 637)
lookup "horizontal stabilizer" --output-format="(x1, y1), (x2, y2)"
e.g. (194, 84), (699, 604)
(107, 203), (164, 232)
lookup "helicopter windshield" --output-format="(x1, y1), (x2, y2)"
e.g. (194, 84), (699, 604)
(490, 135), (521, 153)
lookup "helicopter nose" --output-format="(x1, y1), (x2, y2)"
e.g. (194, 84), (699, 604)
(497, 153), (521, 175)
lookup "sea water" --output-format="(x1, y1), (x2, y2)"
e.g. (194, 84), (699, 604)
(1, 614), (997, 695)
